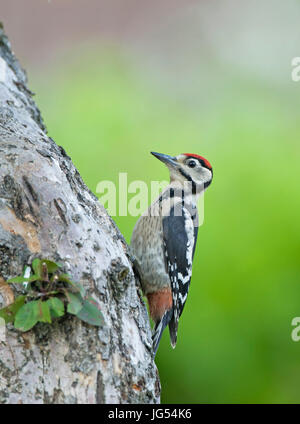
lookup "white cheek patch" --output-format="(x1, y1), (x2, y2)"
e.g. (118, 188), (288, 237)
(192, 168), (212, 187)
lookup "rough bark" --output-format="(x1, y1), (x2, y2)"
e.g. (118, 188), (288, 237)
(0, 24), (160, 404)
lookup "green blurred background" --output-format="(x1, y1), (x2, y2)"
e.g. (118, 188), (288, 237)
(3, 0), (300, 403)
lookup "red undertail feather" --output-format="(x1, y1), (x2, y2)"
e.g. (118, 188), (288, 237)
(147, 288), (172, 323)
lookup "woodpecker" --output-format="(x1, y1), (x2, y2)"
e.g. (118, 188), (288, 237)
(131, 152), (213, 356)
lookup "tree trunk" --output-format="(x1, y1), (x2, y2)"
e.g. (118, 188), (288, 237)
(0, 24), (160, 404)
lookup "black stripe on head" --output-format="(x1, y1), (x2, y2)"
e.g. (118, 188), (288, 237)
(178, 168), (197, 194)
(198, 158), (211, 170)
(204, 180), (211, 189)
(179, 165), (213, 192)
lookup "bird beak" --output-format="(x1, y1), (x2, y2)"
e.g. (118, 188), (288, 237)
(151, 152), (178, 168)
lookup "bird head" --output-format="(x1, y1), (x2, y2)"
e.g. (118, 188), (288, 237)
(151, 152), (213, 193)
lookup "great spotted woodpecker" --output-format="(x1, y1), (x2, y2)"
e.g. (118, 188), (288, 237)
(131, 152), (213, 356)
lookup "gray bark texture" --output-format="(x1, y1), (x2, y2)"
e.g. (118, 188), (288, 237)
(0, 25), (160, 404)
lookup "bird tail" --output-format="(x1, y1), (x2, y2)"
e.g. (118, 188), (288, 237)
(152, 309), (173, 356)
(168, 314), (178, 349)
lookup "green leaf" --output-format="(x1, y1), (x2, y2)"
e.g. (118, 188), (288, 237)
(32, 258), (42, 278)
(14, 301), (39, 331)
(42, 260), (61, 274)
(46, 297), (65, 318)
(76, 297), (104, 327)
(7, 275), (40, 284)
(66, 292), (83, 315)
(69, 281), (86, 298)
(32, 258), (61, 279)
(57, 273), (72, 283)
(0, 296), (26, 323)
(7, 276), (24, 284)
(28, 275), (40, 282)
(38, 300), (52, 323)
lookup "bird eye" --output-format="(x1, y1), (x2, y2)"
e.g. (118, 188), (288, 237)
(187, 160), (197, 168)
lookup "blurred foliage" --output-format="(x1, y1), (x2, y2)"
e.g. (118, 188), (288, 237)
(33, 48), (300, 403)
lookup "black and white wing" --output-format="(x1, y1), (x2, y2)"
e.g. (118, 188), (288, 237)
(162, 206), (198, 348)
